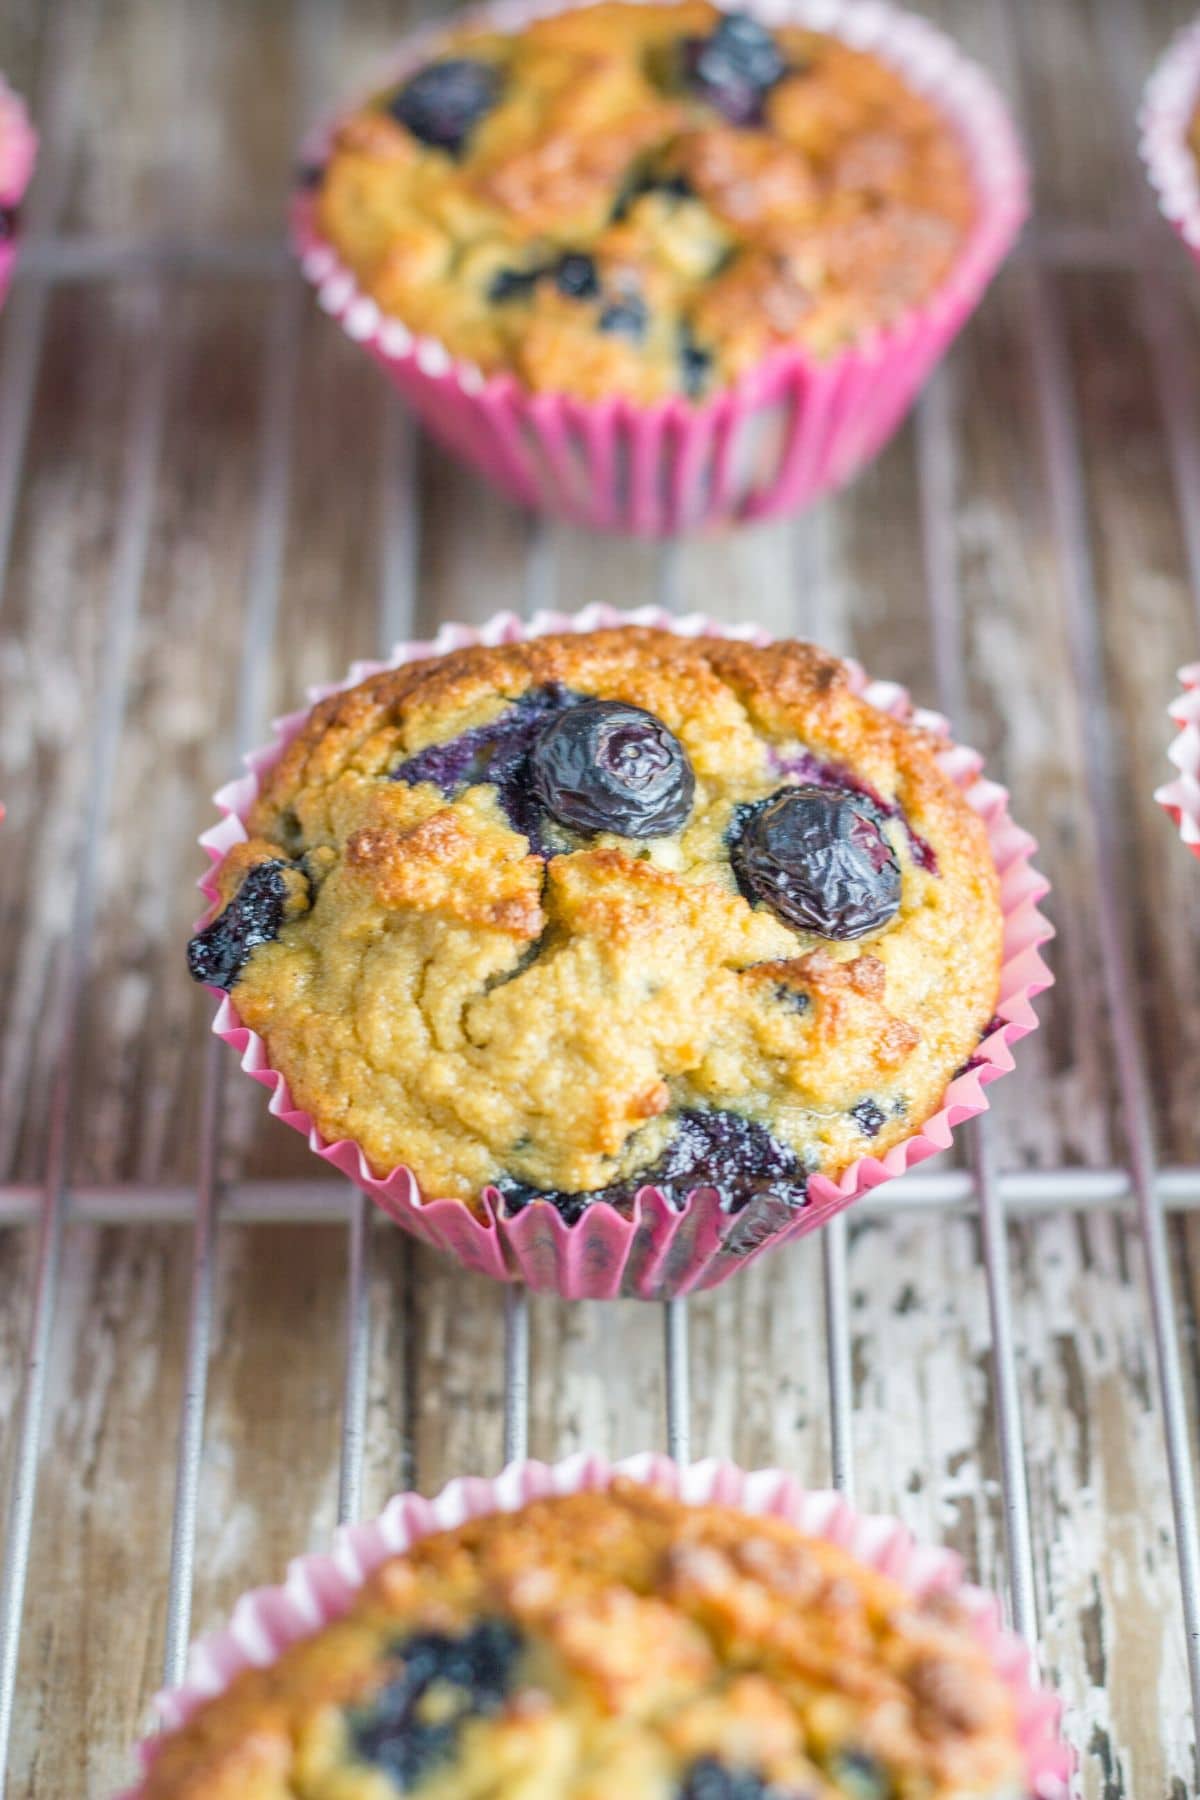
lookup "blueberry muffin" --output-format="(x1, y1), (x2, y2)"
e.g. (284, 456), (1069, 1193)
(310, 1), (975, 402)
(138, 1480), (1028, 1798)
(188, 628), (1001, 1225)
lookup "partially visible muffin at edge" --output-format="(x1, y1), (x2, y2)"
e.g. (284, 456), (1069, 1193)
(136, 1481), (1028, 1799)
(309, 0), (976, 402)
(187, 628), (1003, 1223)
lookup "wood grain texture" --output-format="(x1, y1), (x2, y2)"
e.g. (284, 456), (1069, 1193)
(0, 0), (1199, 1794)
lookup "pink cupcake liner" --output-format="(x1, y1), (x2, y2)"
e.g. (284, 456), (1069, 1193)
(118, 1452), (1074, 1798)
(0, 77), (35, 310)
(1155, 661), (1200, 856)
(196, 604), (1053, 1301)
(291, 0), (1028, 537)
(1141, 15), (1200, 263)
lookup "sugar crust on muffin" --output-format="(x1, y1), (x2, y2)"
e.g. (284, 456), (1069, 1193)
(310, 1), (976, 401)
(137, 1480), (1027, 1799)
(188, 629), (1002, 1217)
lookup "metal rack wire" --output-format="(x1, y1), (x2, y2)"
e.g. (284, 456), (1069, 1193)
(2, 1), (1200, 1793)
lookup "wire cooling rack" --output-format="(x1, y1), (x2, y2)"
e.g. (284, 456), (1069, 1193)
(1, 0), (1200, 1794)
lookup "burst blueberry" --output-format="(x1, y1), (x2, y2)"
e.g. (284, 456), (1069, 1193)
(391, 684), (578, 850)
(389, 57), (501, 155)
(186, 861), (301, 992)
(677, 1757), (794, 1800)
(488, 265), (542, 303)
(598, 295), (648, 340)
(731, 785), (901, 940)
(351, 1621), (522, 1787)
(851, 1098), (887, 1138)
(530, 698), (694, 837)
(497, 1107), (807, 1223)
(681, 12), (786, 124)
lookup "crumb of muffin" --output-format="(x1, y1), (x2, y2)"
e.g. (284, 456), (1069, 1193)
(190, 629), (1002, 1218)
(137, 1481), (1027, 1800)
(309, 2), (976, 401)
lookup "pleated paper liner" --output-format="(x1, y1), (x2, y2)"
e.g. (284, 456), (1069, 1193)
(1141, 15), (1200, 264)
(1156, 660), (1200, 857)
(0, 77), (35, 310)
(195, 604), (1053, 1301)
(292, 0), (1027, 536)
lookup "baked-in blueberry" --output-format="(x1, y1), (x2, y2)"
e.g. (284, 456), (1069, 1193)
(824, 1748), (891, 1799)
(731, 785), (901, 940)
(611, 168), (695, 220)
(488, 265), (543, 303)
(681, 13), (786, 125)
(677, 1757), (788, 1800)
(851, 1098), (887, 1138)
(352, 1621), (522, 1787)
(392, 683), (579, 850)
(497, 1106), (808, 1222)
(598, 295), (648, 340)
(530, 698), (694, 837)
(555, 252), (600, 299)
(388, 57), (502, 155)
(679, 323), (713, 399)
(187, 861), (301, 992)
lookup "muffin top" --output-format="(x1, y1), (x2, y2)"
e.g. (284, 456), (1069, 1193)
(188, 628), (1002, 1221)
(138, 1480), (1026, 1799)
(309, 1), (975, 402)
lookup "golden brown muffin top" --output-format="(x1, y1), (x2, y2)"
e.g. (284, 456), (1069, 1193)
(188, 629), (1002, 1219)
(139, 1481), (1026, 1799)
(310, 2), (975, 401)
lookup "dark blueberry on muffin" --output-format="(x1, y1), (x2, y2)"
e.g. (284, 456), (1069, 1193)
(488, 264), (543, 303)
(731, 786), (902, 940)
(681, 12), (787, 125)
(598, 294), (649, 340)
(677, 1757), (786, 1800)
(187, 860), (301, 991)
(530, 698), (695, 837)
(497, 1107), (808, 1222)
(388, 57), (501, 155)
(850, 1099), (887, 1138)
(352, 1621), (522, 1786)
(679, 323), (714, 398)
(554, 251), (600, 300)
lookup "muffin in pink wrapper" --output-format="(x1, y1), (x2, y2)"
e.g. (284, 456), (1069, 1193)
(291, 0), (1027, 537)
(1141, 16), (1200, 262)
(1155, 661), (1200, 856)
(119, 1452), (1073, 1798)
(187, 606), (1052, 1302)
(0, 76), (35, 309)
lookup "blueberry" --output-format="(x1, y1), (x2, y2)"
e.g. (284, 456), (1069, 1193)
(679, 323), (713, 399)
(598, 295), (648, 340)
(554, 252), (600, 299)
(388, 57), (501, 155)
(730, 786), (901, 941)
(497, 1107), (807, 1223)
(681, 13), (786, 125)
(391, 684), (579, 851)
(187, 860), (301, 992)
(352, 1621), (522, 1787)
(488, 265), (543, 303)
(611, 168), (694, 221)
(530, 698), (694, 837)
(677, 1757), (798, 1800)
(768, 748), (938, 877)
(824, 1748), (892, 1799)
(850, 1099), (887, 1138)
(773, 984), (810, 1013)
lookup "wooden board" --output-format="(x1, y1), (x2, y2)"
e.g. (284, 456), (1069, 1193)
(0, 0), (1198, 1794)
